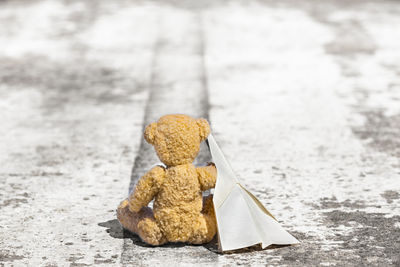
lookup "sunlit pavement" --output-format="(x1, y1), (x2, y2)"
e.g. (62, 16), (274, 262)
(1, 0), (400, 266)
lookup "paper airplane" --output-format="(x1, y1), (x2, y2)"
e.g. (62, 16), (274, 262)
(207, 134), (300, 252)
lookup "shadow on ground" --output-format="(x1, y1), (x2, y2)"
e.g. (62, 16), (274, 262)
(98, 219), (294, 254)
(99, 219), (209, 249)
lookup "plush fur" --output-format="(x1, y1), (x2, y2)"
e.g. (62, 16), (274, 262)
(117, 114), (217, 245)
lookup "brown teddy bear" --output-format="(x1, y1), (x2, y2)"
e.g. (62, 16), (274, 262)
(117, 114), (217, 246)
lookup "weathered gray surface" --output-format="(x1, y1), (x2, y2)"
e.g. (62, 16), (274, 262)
(1, 0), (399, 266)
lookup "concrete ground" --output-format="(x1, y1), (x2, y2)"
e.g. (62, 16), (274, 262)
(1, 0), (399, 266)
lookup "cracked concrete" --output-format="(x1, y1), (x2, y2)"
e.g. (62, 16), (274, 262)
(1, 0), (399, 266)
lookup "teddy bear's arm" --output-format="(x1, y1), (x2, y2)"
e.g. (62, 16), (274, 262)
(128, 165), (165, 213)
(196, 164), (217, 191)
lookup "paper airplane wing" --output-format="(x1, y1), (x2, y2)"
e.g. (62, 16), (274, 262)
(207, 134), (300, 252)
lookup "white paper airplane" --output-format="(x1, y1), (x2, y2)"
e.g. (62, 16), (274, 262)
(207, 134), (300, 252)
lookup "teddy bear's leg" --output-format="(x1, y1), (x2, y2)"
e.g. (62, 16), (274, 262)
(188, 195), (217, 244)
(117, 199), (167, 246)
(136, 212), (167, 246)
(201, 195), (218, 242)
(202, 195), (215, 216)
(117, 199), (140, 233)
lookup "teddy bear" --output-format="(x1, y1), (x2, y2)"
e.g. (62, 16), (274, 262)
(117, 114), (217, 246)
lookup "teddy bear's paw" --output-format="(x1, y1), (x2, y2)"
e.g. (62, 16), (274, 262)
(118, 199), (129, 210)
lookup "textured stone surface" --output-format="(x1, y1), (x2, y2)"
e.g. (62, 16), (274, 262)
(1, 0), (399, 266)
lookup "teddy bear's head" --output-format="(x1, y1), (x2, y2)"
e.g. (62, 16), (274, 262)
(144, 114), (210, 166)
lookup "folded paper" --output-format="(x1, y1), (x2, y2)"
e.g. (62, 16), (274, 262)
(207, 134), (300, 252)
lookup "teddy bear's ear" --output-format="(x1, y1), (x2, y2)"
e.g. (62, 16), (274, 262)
(144, 122), (157, 144)
(196, 118), (210, 141)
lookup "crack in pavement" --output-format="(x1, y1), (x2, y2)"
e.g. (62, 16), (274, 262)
(120, 11), (214, 265)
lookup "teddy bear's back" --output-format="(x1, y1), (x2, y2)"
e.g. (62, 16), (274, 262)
(152, 163), (205, 242)
(153, 163), (202, 212)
